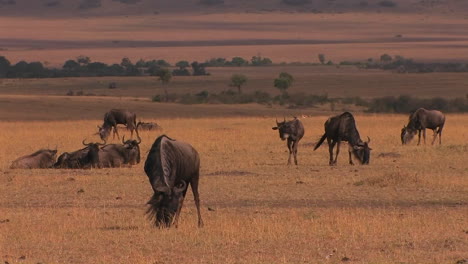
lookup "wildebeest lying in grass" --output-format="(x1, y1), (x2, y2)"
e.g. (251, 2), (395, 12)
(98, 135), (141, 168)
(401, 108), (445, 145)
(145, 135), (203, 228)
(314, 112), (372, 166)
(54, 140), (105, 169)
(272, 117), (304, 165)
(10, 149), (57, 169)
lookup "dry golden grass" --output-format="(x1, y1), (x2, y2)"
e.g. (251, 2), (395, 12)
(1, 115), (467, 263)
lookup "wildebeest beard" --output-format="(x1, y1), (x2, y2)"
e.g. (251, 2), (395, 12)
(146, 182), (187, 227)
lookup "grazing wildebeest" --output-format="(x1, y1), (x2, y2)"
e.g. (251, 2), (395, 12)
(10, 149), (57, 169)
(98, 135), (141, 168)
(314, 112), (372, 166)
(401, 108), (445, 145)
(54, 139), (105, 169)
(98, 109), (138, 141)
(137, 121), (163, 131)
(145, 135), (203, 228)
(271, 117), (305, 165)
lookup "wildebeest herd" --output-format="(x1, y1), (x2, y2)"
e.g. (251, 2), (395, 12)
(10, 107), (446, 228)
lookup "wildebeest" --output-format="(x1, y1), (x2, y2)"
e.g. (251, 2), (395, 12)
(98, 109), (138, 141)
(314, 112), (372, 166)
(54, 139), (105, 169)
(10, 149), (57, 169)
(272, 117), (305, 165)
(98, 135), (141, 168)
(145, 135), (203, 228)
(401, 108), (445, 145)
(137, 121), (163, 131)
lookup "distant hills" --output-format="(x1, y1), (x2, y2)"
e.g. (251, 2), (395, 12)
(0, 0), (467, 17)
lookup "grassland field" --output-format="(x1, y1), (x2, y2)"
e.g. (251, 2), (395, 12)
(0, 114), (467, 264)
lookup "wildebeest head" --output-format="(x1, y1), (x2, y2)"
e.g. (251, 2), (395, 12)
(401, 125), (417, 145)
(352, 137), (372, 165)
(147, 181), (187, 227)
(97, 125), (111, 141)
(122, 135), (141, 165)
(272, 117), (296, 141)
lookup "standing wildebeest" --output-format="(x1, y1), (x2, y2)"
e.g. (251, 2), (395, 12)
(54, 140), (105, 169)
(98, 109), (138, 141)
(98, 135), (141, 168)
(272, 117), (305, 165)
(10, 149), (57, 169)
(401, 108), (445, 145)
(314, 112), (372, 166)
(145, 135), (203, 228)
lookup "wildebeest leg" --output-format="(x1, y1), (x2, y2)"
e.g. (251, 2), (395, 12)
(113, 126), (121, 140)
(417, 130), (422, 145)
(333, 141), (341, 165)
(173, 189), (188, 228)
(327, 139), (336, 166)
(431, 128), (438, 145)
(438, 126), (443, 145)
(348, 149), (354, 165)
(422, 128), (427, 145)
(190, 174), (204, 227)
(292, 141), (299, 165)
(287, 138), (293, 165)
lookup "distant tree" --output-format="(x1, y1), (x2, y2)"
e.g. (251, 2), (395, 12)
(231, 57), (248, 67)
(251, 55), (272, 66)
(135, 59), (146, 68)
(76, 55), (91, 66)
(380, 54), (393, 63)
(173, 60), (191, 76)
(318, 54), (326, 64)
(274, 72), (294, 94)
(175, 60), (190, 69)
(154, 68), (172, 101)
(199, 0), (224, 5)
(120, 57), (133, 68)
(282, 0), (310, 5)
(191, 61), (209, 76)
(0, 56), (11, 78)
(229, 74), (248, 94)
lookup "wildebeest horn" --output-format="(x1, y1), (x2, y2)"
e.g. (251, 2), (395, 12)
(136, 134), (142, 144)
(283, 117), (286, 122)
(174, 181), (187, 193)
(82, 139), (91, 146)
(367, 136), (371, 143)
(275, 117), (279, 125)
(97, 125), (102, 129)
(122, 135), (126, 144)
(97, 139), (106, 146)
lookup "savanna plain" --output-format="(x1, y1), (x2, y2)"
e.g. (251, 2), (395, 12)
(0, 112), (467, 264)
(1, 2), (468, 263)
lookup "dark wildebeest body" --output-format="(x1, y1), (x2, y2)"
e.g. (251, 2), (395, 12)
(401, 108), (445, 145)
(272, 117), (305, 165)
(145, 135), (203, 228)
(54, 140), (104, 169)
(98, 109), (138, 141)
(137, 121), (162, 131)
(10, 149), (57, 169)
(314, 112), (371, 166)
(98, 136), (141, 168)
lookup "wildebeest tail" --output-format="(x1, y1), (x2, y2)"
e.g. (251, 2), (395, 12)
(313, 133), (327, 151)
